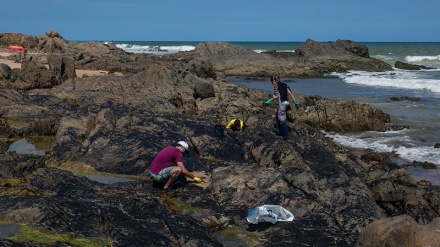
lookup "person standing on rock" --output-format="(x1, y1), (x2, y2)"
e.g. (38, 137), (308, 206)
(148, 141), (202, 190)
(270, 75), (299, 139)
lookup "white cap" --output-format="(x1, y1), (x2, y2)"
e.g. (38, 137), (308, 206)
(177, 141), (189, 152)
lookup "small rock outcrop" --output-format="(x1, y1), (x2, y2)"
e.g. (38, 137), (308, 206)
(166, 40), (392, 78)
(296, 39), (369, 58)
(0, 63), (12, 80)
(298, 95), (390, 132)
(388, 96), (421, 102)
(0, 32), (39, 51)
(0, 54), (76, 91)
(36, 30), (69, 53)
(395, 61), (434, 70)
(47, 54), (77, 80)
(294, 39), (392, 73)
(356, 215), (440, 247)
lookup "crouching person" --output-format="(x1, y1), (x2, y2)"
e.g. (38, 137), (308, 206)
(226, 119), (244, 131)
(148, 141), (202, 191)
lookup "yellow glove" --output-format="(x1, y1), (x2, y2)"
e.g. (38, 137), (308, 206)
(193, 177), (202, 183)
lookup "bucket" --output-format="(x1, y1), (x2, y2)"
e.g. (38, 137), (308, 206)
(214, 125), (225, 137)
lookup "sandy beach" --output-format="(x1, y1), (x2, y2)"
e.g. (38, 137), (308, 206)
(0, 52), (108, 77)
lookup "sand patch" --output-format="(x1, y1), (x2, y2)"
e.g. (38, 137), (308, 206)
(0, 52), (14, 57)
(76, 69), (108, 77)
(0, 57), (22, 69)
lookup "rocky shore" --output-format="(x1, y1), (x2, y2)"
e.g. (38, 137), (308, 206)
(1, 31), (439, 247)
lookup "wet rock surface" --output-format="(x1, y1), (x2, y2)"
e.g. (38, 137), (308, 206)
(395, 60), (434, 70)
(0, 32), (439, 246)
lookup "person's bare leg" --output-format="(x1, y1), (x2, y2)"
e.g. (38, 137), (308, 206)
(163, 166), (182, 188)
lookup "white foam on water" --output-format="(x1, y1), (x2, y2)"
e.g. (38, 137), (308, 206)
(112, 43), (196, 55)
(396, 145), (440, 165)
(109, 42), (297, 55)
(405, 55), (440, 63)
(332, 70), (440, 93)
(324, 131), (440, 166)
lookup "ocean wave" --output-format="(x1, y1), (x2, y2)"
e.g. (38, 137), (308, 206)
(325, 132), (440, 166)
(111, 43), (196, 55)
(332, 70), (440, 93)
(396, 146), (440, 165)
(405, 55), (440, 62)
(325, 132), (403, 153)
(108, 42), (297, 55)
(253, 49), (296, 53)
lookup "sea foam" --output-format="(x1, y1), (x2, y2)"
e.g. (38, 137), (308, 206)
(406, 55), (440, 62)
(333, 70), (440, 93)
(325, 132), (440, 166)
(114, 43), (195, 55)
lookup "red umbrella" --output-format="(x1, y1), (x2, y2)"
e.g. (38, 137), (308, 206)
(6, 45), (25, 51)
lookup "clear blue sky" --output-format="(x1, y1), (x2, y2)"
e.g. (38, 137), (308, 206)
(2, 0), (439, 42)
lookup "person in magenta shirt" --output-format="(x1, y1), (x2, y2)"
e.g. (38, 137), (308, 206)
(148, 141), (201, 189)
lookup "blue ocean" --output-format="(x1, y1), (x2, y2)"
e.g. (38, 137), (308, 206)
(112, 41), (440, 185)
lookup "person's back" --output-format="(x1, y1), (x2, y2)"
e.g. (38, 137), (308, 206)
(226, 119), (243, 131)
(149, 146), (182, 174)
(147, 141), (201, 190)
(277, 82), (289, 102)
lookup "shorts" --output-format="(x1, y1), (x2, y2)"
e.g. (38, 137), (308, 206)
(277, 101), (290, 122)
(150, 166), (173, 183)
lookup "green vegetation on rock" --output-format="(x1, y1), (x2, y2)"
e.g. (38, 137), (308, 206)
(7, 223), (110, 247)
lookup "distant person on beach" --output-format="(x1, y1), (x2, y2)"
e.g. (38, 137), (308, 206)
(226, 119), (243, 131)
(13, 54), (19, 63)
(270, 75), (299, 139)
(148, 141), (202, 190)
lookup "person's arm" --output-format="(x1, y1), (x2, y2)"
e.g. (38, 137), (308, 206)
(176, 162), (195, 179)
(289, 91), (296, 100)
(176, 162), (201, 182)
(288, 87), (299, 109)
(272, 92), (279, 101)
(286, 86), (295, 99)
(272, 85), (279, 101)
(289, 91), (299, 110)
(226, 119), (234, 129)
